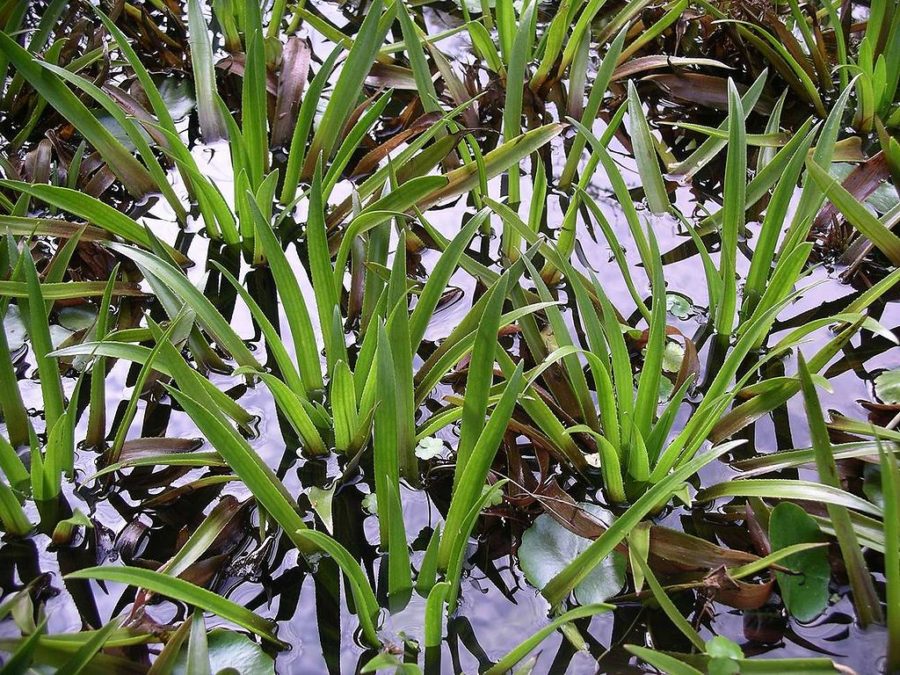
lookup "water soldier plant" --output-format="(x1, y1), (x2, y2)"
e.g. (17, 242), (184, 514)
(0, 0), (898, 673)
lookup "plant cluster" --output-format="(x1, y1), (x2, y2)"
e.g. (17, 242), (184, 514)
(0, 0), (898, 673)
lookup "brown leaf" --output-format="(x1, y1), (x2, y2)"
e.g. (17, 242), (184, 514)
(611, 56), (731, 81)
(649, 527), (760, 572)
(366, 62), (418, 90)
(533, 480), (608, 539)
(351, 111), (445, 178)
(271, 37), (311, 149)
(177, 554), (229, 588)
(644, 73), (773, 114)
(701, 566), (774, 609)
(824, 151), (889, 237)
(216, 54), (278, 95)
(22, 139), (53, 184)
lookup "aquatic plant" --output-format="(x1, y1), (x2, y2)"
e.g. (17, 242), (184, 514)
(0, 0), (898, 672)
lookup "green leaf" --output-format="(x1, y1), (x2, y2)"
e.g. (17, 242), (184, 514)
(627, 80), (669, 213)
(187, 0), (228, 141)
(211, 262), (305, 398)
(172, 629), (275, 675)
(879, 439), (900, 671)
(500, 0), (537, 223)
(38, 61), (184, 220)
(414, 437), (444, 460)
(373, 321), (412, 603)
(185, 612), (211, 675)
(163, 385), (314, 556)
(424, 581), (450, 649)
(160, 498), (243, 580)
(627, 521), (651, 593)
(251, 207), (322, 392)
(291, 529), (381, 647)
(716, 78), (746, 336)
(65, 567), (281, 644)
(437, 363), (524, 572)
(769, 502), (830, 621)
(280, 46), (341, 204)
(541, 442), (739, 607)
(875, 369), (900, 404)
(666, 293), (694, 320)
(519, 504), (626, 604)
(695, 479), (883, 518)
(626, 646), (704, 675)
(668, 70), (766, 178)
(108, 244), (259, 369)
(21, 249), (64, 431)
(88, 7), (179, 137)
(240, 0), (267, 187)
(706, 636), (743, 660)
(633, 553), (704, 650)
(456, 274), (508, 476)
(0, 182), (152, 249)
(419, 123), (564, 210)
(54, 617), (125, 675)
(251, 372), (327, 456)
(0, 481), (32, 537)
(307, 486), (335, 534)
(304, 0), (396, 173)
(798, 353), (882, 625)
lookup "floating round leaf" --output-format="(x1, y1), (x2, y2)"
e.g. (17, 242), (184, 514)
(519, 503), (626, 604)
(768, 502), (830, 622)
(874, 369), (900, 405)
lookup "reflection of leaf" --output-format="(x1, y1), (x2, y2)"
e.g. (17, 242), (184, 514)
(874, 368), (900, 404)
(769, 503), (830, 622)
(519, 504), (626, 604)
(173, 629), (275, 675)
